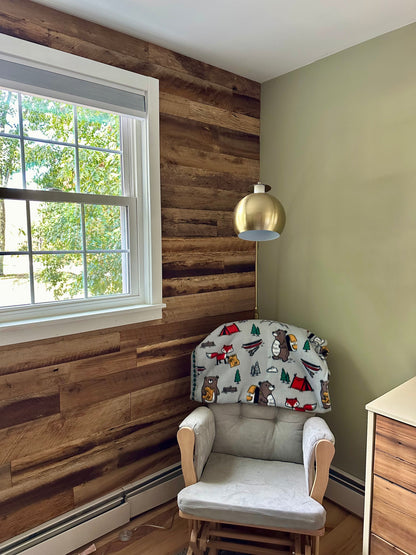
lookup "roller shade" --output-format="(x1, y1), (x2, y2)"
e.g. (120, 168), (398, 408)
(0, 58), (146, 117)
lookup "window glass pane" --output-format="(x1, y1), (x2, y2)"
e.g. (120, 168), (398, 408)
(33, 253), (84, 302)
(22, 94), (74, 143)
(30, 201), (82, 251)
(25, 141), (76, 191)
(84, 204), (123, 250)
(0, 254), (31, 306)
(79, 148), (122, 195)
(0, 89), (19, 135)
(87, 252), (125, 297)
(0, 137), (22, 188)
(77, 107), (120, 150)
(1, 199), (28, 252)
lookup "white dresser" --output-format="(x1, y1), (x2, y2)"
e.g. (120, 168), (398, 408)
(363, 377), (416, 554)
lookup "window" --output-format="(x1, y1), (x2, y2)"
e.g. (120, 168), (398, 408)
(0, 34), (163, 346)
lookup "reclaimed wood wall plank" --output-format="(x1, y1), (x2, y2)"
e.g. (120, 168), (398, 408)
(0, 395), (131, 465)
(0, 331), (120, 375)
(0, 464), (11, 490)
(0, 490), (74, 540)
(160, 93), (260, 135)
(160, 164), (255, 193)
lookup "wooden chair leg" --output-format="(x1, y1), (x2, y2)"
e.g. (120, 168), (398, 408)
(207, 522), (218, 555)
(294, 534), (302, 555)
(188, 520), (204, 555)
(312, 535), (320, 555)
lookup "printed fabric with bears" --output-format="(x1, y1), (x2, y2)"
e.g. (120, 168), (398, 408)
(191, 319), (331, 413)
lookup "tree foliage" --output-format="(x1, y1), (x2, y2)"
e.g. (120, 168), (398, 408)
(0, 90), (125, 300)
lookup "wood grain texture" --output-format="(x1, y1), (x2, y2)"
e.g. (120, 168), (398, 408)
(160, 93), (260, 135)
(0, 0), (259, 543)
(370, 534), (409, 554)
(374, 415), (416, 495)
(371, 475), (416, 554)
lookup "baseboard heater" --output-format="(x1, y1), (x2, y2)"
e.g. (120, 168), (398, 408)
(0, 463), (184, 555)
(1, 463), (364, 554)
(326, 466), (365, 518)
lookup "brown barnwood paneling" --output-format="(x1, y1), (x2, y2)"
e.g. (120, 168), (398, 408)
(0, 331), (120, 375)
(160, 164), (255, 193)
(0, 393), (61, 429)
(160, 92), (260, 134)
(160, 144), (259, 177)
(0, 464), (11, 490)
(163, 251), (254, 278)
(160, 116), (259, 167)
(0, 0), (259, 543)
(73, 446), (180, 507)
(0, 395), (131, 465)
(60, 355), (190, 412)
(163, 289), (255, 323)
(0, 490), (74, 540)
(163, 272), (255, 297)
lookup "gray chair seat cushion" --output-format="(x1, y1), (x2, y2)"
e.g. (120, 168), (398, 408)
(177, 452), (326, 531)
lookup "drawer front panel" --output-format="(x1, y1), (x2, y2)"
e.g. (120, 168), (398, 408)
(372, 475), (416, 554)
(371, 533), (409, 554)
(374, 415), (416, 493)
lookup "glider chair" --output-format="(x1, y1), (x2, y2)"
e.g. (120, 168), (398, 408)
(177, 320), (335, 555)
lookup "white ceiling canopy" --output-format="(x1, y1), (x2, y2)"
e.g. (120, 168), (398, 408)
(33, 0), (416, 82)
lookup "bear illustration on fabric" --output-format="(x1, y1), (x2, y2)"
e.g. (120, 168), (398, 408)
(272, 329), (298, 362)
(246, 381), (276, 406)
(271, 329), (290, 361)
(320, 380), (331, 409)
(201, 376), (220, 404)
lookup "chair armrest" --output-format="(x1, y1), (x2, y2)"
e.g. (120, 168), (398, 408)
(303, 417), (335, 503)
(177, 406), (215, 486)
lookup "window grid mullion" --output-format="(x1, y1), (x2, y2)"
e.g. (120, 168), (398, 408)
(17, 93), (27, 190)
(25, 199), (35, 304)
(73, 106), (81, 194)
(0, 131), (122, 156)
(80, 203), (88, 299)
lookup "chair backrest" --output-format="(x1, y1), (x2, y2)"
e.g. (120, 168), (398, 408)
(209, 403), (310, 464)
(192, 319), (331, 414)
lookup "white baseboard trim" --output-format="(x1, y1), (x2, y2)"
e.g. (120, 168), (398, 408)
(0, 462), (363, 554)
(0, 464), (184, 555)
(326, 466), (365, 518)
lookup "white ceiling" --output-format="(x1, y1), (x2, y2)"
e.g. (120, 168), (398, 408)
(34, 0), (416, 82)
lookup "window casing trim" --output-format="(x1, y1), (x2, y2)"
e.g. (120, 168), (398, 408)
(0, 34), (163, 346)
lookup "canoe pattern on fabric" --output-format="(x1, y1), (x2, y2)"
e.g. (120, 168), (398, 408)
(191, 320), (331, 413)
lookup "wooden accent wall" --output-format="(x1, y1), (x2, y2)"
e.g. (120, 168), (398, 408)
(0, 0), (259, 543)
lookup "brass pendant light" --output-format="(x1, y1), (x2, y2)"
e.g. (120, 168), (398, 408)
(233, 182), (286, 318)
(233, 182), (286, 241)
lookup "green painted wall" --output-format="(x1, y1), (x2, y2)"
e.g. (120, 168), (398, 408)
(259, 23), (416, 479)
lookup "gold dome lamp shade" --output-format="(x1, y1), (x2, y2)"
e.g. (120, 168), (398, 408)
(233, 182), (286, 241)
(233, 182), (286, 318)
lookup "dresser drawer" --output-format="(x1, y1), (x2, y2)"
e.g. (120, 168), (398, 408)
(371, 475), (416, 554)
(374, 415), (416, 493)
(371, 533), (409, 554)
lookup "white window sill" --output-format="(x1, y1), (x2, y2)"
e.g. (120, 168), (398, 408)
(0, 302), (165, 346)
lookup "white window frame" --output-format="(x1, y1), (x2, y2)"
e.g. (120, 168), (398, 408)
(0, 34), (163, 346)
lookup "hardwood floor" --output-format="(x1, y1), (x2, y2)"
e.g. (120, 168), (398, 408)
(69, 498), (363, 555)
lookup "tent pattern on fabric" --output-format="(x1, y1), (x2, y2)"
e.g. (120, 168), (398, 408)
(290, 375), (313, 392)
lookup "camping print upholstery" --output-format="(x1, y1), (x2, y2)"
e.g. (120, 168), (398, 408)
(191, 319), (331, 413)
